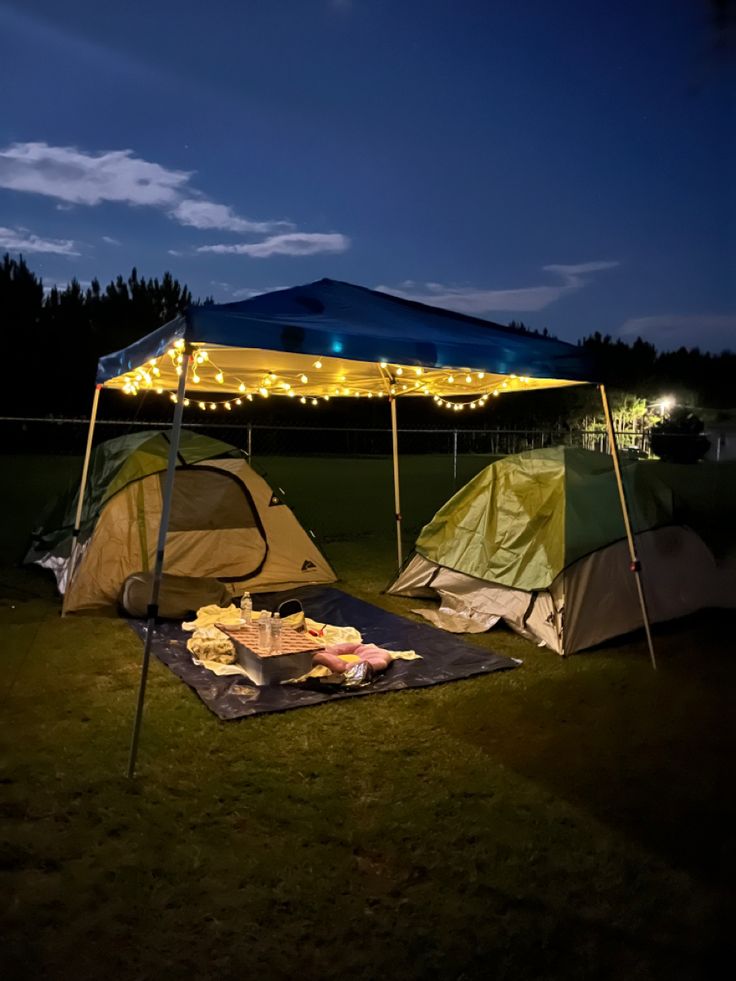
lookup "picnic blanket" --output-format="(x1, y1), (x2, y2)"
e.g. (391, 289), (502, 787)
(128, 586), (519, 720)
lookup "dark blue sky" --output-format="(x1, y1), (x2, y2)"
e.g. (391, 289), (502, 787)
(1, 0), (733, 350)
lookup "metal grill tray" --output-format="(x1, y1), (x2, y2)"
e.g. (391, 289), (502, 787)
(217, 623), (325, 686)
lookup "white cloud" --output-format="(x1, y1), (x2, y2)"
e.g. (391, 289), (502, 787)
(0, 225), (79, 255)
(231, 285), (289, 299)
(43, 279), (91, 295)
(543, 261), (620, 279)
(619, 314), (736, 352)
(171, 199), (290, 234)
(198, 232), (350, 258)
(0, 142), (312, 239)
(0, 142), (190, 206)
(101, 235), (121, 245)
(377, 261), (619, 314)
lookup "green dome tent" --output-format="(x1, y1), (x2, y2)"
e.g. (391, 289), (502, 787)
(27, 429), (336, 614)
(388, 447), (736, 654)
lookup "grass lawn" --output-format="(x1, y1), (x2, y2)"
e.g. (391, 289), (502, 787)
(1, 453), (733, 980)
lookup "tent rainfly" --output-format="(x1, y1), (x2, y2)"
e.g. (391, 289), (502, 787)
(388, 447), (736, 654)
(76, 278), (649, 775)
(28, 429), (336, 614)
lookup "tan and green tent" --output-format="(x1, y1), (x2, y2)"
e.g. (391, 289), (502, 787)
(388, 447), (736, 654)
(27, 429), (336, 614)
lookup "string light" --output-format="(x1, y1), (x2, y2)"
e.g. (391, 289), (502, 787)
(117, 358), (517, 413)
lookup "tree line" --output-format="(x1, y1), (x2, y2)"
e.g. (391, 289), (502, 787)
(1, 253), (733, 423)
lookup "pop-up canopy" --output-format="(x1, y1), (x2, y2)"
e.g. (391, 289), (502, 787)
(73, 278), (654, 775)
(97, 277), (594, 402)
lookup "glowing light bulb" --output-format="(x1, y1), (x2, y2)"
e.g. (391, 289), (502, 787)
(300, 396), (307, 404)
(396, 367), (403, 376)
(238, 382), (246, 393)
(379, 361), (388, 368)
(176, 366), (182, 376)
(155, 386), (163, 394)
(196, 354), (205, 364)
(200, 351), (209, 361)
(465, 375), (472, 384)
(492, 390), (499, 397)
(246, 394), (253, 402)
(414, 367), (423, 375)
(183, 398), (190, 406)
(192, 373), (200, 384)
(199, 401), (206, 410)
(167, 348), (175, 357)
(300, 374), (308, 384)
(170, 394), (178, 403)
(149, 358), (157, 366)
(447, 375), (454, 384)
(288, 390), (295, 397)
(235, 398), (242, 405)
(209, 403), (216, 410)
(311, 398), (318, 406)
(152, 366), (160, 376)
(313, 360), (322, 369)
(174, 338), (185, 349)
(470, 402), (476, 409)
(215, 371), (224, 384)
(259, 387), (269, 398)
(477, 371), (485, 379)
(224, 402), (231, 410)
(324, 394), (330, 401)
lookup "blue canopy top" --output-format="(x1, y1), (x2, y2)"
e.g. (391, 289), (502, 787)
(97, 278), (595, 385)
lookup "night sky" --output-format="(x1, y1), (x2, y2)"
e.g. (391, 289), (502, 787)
(0, 0), (733, 350)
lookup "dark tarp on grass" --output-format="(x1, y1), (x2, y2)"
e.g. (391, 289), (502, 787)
(128, 586), (519, 720)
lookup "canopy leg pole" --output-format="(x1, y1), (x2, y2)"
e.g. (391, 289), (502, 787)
(600, 384), (657, 670)
(127, 353), (190, 778)
(389, 396), (403, 568)
(68, 383), (102, 586)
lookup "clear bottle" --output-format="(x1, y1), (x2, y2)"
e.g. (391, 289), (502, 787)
(240, 591), (253, 621)
(270, 612), (282, 655)
(258, 610), (271, 654)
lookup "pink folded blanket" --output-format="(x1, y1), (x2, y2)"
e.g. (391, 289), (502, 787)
(313, 642), (394, 674)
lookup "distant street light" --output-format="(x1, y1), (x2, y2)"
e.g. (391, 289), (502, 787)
(655, 395), (675, 420)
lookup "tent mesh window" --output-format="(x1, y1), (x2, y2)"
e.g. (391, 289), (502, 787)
(165, 468), (260, 533)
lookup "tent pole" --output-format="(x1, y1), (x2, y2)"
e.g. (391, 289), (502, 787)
(68, 383), (102, 586)
(127, 352), (190, 778)
(389, 395), (403, 568)
(600, 384), (657, 670)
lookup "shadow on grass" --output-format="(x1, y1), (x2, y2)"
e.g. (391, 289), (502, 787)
(436, 609), (735, 890)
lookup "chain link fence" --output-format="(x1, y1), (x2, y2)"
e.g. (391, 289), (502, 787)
(0, 415), (647, 459)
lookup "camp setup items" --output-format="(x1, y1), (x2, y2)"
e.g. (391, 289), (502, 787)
(72, 277), (672, 773)
(388, 447), (736, 655)
(128, 586), (519, 720)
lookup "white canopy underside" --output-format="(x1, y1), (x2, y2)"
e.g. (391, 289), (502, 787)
(102, 344), (582, 400)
